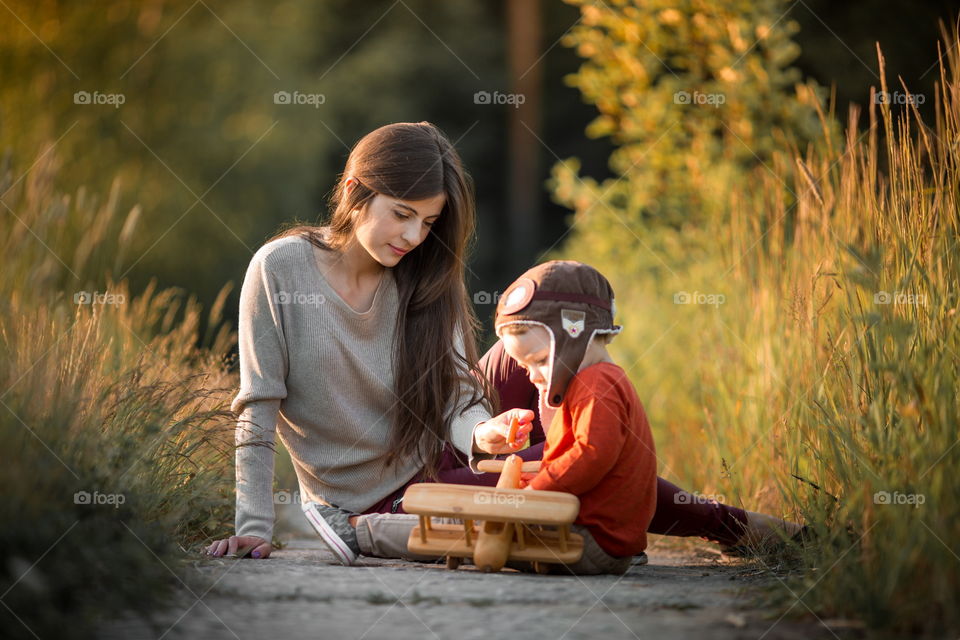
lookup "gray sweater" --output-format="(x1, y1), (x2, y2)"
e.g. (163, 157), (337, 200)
(231, 235), (491, 541)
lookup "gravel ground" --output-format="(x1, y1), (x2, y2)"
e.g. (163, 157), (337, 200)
(98, 505), (856, 640)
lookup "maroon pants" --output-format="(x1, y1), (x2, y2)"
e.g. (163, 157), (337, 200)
(365, 340), (748, 547)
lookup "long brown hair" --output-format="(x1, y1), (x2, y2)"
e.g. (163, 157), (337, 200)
(270, 122), (491, 478)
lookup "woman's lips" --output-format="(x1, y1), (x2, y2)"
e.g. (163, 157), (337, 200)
(389, 244), (409, 256)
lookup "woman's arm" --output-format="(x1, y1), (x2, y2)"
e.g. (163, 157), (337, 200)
(234, 400), (280, 541)
(230, 246), (291, 542)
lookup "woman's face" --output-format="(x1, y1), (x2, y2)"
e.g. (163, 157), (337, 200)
(352, 191), (445, 266)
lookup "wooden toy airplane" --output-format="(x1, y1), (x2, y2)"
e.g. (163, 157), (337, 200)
(404, 454), (584, 573)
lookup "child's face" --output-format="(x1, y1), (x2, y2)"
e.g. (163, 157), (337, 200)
(501, 326), (552, 393)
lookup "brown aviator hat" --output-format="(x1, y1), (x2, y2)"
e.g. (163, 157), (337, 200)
(494, 260), (621, 408)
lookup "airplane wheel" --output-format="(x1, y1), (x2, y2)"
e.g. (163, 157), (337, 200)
(446, 556), (462, 570)
(533, 561), (551, 575)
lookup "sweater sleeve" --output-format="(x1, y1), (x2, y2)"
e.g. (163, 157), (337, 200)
(231, 249), (289, 541)
(447, 324), (493, 473)
(527, 382), (626, 495)
(235, 400), (280, 541)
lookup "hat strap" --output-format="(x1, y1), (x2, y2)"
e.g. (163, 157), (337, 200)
(532, 290), (611, 311)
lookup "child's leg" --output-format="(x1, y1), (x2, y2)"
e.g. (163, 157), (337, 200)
(504, 525), (631, 576)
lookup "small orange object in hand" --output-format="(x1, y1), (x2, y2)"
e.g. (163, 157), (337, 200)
(507, 414), (523, 447)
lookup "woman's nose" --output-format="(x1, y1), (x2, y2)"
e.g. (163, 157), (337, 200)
(402, 221), (422, 246)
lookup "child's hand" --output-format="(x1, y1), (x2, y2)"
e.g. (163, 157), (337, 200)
(474, 408), (535, 454)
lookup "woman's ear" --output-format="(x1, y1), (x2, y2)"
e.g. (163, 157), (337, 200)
(344, 176), (357, 194)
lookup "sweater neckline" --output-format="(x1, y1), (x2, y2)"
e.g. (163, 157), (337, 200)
(308, 243), (391, 317)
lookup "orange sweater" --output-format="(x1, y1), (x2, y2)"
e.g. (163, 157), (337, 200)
(526, 362), (658, 557)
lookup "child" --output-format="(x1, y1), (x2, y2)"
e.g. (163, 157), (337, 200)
(493, 260), (658, 574)
(303, 260), (657, 575)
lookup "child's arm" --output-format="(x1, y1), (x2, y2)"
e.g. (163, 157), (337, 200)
(526, 393), (626, 495)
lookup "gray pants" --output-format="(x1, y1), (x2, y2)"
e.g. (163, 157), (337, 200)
(354, 513), (632, 576)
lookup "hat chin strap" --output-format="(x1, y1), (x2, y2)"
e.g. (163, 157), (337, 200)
(498, 319), (619, 408)
(537, 387), (559, 437)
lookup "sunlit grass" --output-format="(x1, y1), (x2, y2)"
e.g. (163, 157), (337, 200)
(0, 145), (239, 638)
(559, 36), (959, 635)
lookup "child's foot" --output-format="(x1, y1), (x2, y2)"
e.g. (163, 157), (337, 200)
(302, 502), (361, 565)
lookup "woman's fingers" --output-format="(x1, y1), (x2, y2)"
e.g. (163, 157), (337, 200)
(204, 536), (271, 558)
(510, 408), (535, 424)
(205, 539), (227, 556)
(474, 409), (535, 454)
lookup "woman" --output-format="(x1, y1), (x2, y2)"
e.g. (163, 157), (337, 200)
(204, 122), (800, 563)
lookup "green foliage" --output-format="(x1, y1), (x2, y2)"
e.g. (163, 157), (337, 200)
(0, 0), (504, 309)
(552, 1), (960, 633)
(552, 0), (831, 228)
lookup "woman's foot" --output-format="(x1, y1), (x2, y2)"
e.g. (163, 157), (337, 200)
(721, 511), (806, 556)
(302, 502), (362, 565)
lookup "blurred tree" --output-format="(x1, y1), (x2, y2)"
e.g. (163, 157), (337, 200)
(0, 0), (326, 308)
(550, 0), (832, 234)
(506, 0), (543, 274)
(0, 0), (505, 323)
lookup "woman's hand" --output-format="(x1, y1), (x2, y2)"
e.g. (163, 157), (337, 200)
(204, 535), (272, 559)
(473, 408), (535, 454)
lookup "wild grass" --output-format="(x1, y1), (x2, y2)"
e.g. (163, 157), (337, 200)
(0, 146), (239, 638)
(559, 35), (959, 636)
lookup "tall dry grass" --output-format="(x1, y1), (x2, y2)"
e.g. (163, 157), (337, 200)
(0, 147), (240, 638)
(559, 34), (959, 635)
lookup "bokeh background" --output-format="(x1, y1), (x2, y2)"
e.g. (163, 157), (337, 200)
(2, 1), (959, 638)
(2, 0), (955, 333)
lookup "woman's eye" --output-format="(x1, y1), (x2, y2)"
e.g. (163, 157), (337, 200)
(393, 211), (408, 220)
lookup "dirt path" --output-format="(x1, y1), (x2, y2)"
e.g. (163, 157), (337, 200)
(99, 510), (848, 640)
